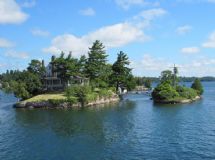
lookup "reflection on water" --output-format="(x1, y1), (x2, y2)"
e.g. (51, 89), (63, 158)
(0, 82), (215, 159)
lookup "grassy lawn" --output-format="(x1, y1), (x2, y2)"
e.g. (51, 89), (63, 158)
(24, 93), (66, 102)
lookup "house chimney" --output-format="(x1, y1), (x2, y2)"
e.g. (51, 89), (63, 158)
(51, 55), (56, 62)
(42, 60), (45, 67)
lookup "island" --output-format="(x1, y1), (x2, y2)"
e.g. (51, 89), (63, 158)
(152, 67), (204, 104)
(0, 40), (139, 109)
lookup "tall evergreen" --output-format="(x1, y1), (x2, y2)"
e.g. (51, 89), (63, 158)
(112, 51), (132, 92)
(86, 40), (108, 87)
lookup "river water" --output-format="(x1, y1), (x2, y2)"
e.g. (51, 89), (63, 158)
(0, 82), (215, 160)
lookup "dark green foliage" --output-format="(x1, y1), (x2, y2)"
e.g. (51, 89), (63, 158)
(1, 40), (135, 101)
(27, 59), (45, 77)
(176, 86), (198, 99)
(0, 59), (43, 100)
(7, 81), (30, 99)
(112, 51), (134, 92)
(86, 40), (108, 87)
(152, 82), (179, 101)
(160, 70), (173, 84)
(152, 69), (202, 103)
(51, 52), (80, 83)
(191, 78), (204, 95)
(65, 85), (92, 106)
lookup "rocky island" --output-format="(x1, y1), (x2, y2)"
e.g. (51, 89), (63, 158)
(1, 40), (136, 109)
(152, 68), (204, 104)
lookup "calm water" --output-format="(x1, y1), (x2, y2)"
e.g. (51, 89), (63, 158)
(0, 82), (215, 160)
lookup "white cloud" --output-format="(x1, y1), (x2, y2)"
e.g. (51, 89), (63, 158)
(132, 8), (167, 28)
(131, 54), (215, 77)
(0, 38), (14, 48)
(0, 0), (29, 24)
(43, 23), (148, 56)
(135, 8), (166, 20)
(202, 31), (215, 48)
(79, 8), (95, 16)
(115, 0), (146, 9)
(44, 8), (166, 56)
(31, 28), (50, 37)
(115, 0), (159, 9)
(21, 0), (36, 8)
(131, 54), (172, 75)
(5, 50), (29, 59)
(181, 47), (200, 54)
(176, 25), (192, 35)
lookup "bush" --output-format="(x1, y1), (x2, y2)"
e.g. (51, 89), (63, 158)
(65, 85), (92, 106)
(191, 79), (204, 95)
(176, 86), (198, 99)
(152, 82), (179, 101)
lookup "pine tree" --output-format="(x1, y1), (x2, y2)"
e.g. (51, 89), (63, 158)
(112, 51), (132, 92)
(86, 40), (108, 87)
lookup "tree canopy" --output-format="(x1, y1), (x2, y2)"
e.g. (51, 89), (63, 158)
(191, 78), (204, 95)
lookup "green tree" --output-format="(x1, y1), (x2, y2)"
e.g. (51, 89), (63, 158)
(160, 70), (173, 84)
(86, 40), (108, 87)
(112, 51), (133, 92)
(191, 78), (204, 95)
(78, 55), (87, 77)
(152, 82), (179, 101)
(52, 52), (80, 85)
(27, 59), (45, 77)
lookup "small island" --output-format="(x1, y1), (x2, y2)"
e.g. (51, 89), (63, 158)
(152, 67), (204, 104)
(0, 40), (138, 109)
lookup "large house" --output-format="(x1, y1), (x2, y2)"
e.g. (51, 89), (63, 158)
(43, 62), (89, 91)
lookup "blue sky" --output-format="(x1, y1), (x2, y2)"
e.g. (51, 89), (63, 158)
(1, 0), (215, 76)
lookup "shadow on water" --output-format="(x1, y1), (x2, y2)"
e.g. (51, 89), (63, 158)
(14, 101), (137, 139)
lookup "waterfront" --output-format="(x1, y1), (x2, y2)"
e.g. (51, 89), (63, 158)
(0, 82), (215, 160)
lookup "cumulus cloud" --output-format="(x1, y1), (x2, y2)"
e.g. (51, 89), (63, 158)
(176, 25), (192, 35)
(31, 28), (50, 37)
(131, 54), (215, 76)
(202, 31), (215, 48)
(44, 8), (166, 56)
(43, 23), (148, 56)
(5, 50), (29, 59)
(79, 8), (95, 16)
(0, 0), (29, 24)
(181, 47), (200, 54)
(0, 38), (14, 48)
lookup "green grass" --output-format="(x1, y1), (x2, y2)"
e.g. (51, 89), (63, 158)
(24, 93), (66, 102)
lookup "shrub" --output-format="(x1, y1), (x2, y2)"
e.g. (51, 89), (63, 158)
(176, 86), (198, 99)
(65, 85), (92, 106)
(152, 82), (179, 101)
(191, 79), (204, 95)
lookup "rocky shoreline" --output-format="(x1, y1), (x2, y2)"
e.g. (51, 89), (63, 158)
(153, 96), (201, 104)
(14, 96), (120, 109)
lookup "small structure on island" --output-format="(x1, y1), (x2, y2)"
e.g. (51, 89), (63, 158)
(43, 61), (89, 91)
(118, 84), (128, 95)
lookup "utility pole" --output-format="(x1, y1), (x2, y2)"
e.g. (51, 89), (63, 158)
(170, 64), (178, 88)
